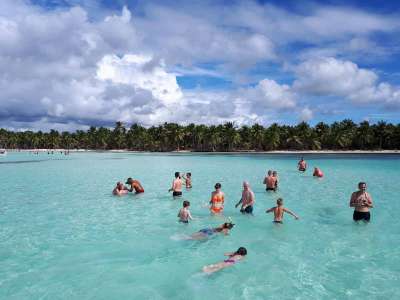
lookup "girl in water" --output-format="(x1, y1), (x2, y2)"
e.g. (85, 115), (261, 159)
(189, 222), (234, 240)
(202, 247), (247, 274)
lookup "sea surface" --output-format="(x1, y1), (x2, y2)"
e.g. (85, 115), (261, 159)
(1, 152), (399, 300)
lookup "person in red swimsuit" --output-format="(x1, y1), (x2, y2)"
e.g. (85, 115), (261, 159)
(210, 182), (225, 214)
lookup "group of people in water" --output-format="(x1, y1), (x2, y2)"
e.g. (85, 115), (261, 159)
(112, 156), (374, 273)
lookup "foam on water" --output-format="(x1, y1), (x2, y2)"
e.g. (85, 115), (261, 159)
(0, 152), (400, 299)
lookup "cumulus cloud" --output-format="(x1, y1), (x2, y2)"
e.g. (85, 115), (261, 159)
(299, 107), (314, 122)
(293, 57), (400, 107)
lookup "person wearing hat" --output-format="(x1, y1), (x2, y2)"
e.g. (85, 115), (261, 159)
(125, 177), (144, 194)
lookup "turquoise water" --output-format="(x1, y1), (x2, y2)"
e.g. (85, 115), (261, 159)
(1, 152), (400, 299)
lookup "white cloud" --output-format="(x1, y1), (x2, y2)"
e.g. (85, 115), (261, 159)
(96, 54), (183, 105)
(299, 107), (313, 122)
(293, 57), (400, 107)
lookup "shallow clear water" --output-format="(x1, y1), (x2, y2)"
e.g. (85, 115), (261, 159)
(1, 152), (400, 299)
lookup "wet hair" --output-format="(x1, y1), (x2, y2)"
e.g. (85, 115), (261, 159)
(234, 247), (247, 256)
(175, 172), (180, 178)
(277, 198), (283, 206)
(215, 182), (221, 189)
(183, 200), (190, 207)
(272, 171), (277, 175)
(222, 222), (234, 229)
(267, 170), (272, 175)
(358, 182), (366, 187)
(187, 172), (191, 177)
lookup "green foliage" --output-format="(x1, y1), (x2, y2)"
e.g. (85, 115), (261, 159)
(1, 120), (400, 151)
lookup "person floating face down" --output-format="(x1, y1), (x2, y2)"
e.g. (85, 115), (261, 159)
(112, 182), (128, 196)
(349, 182), (373, 222)
(125, 177), (144, 194)
(210, 183), (225, 214)
(266, 198), (299, 224)
(189, 222), (235, 240)
(235, 181), (255, 214)
(298, 157), (307, 172)
(202, 247), (247, 274)
(169, 172), (183, 197)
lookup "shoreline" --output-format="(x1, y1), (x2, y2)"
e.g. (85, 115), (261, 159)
(5, 149), (400, 154)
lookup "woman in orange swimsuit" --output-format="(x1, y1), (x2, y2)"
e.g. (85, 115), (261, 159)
(210, 183), (225, 214)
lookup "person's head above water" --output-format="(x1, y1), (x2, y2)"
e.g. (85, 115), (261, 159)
(243, 181), (250, 190)
(125, 178), (133, 184)
(187, 172), (191, 177)
(272, 171), (277, 176)
(175, 172), (180, 178)
(358, 182), (367, 191)
(267, 170), (272, 176)
(215, 182), (221, 190)
(183, 200), (190, 207)
(234, 247), (247, 256)
(277, 198), (283, 206)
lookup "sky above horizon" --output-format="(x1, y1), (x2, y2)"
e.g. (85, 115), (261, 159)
(1, 0), (400, 131)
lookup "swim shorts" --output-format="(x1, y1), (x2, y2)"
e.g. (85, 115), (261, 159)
(173, 191), (182, 197)
(353, 211), (370, 222)
(273, 220), (283, 224)
(266, 187), (275, 191)
(241, 206), (253, 214)
(179, 220), (189, 224)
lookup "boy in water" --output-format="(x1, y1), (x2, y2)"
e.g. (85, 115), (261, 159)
(182, 172), (192, 188)
(177, 200), (193, 223)
(272, 171), (279, 190)
(266, 198), (299, 223)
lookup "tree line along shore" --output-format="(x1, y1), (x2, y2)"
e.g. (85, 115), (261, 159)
(1, 120), (400, 151)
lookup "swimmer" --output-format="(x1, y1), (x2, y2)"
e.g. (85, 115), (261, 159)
(266, 198), (299, 223)
(235, 181), (255, 214)
(272, 171), (279, 189)
(182, 172), (192, 188)
(125, 177), (145, 194)
(168, 172), (183, 197)
(210, 183), (225, 214)
(189, 222), (235, 240)
(202, 247), (247, 274)
(313, 167), (324, 178)
(112, 182), (128, 196)
(298, 157), (307, 172)
(178, 200), (194, 223)
(349, 182), (373, 222)
(263, 170), (276, 191)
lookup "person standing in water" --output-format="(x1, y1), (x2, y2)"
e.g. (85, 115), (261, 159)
(210, 183), (225, 214)
(125, 177), (145, 194)
(235, 181), (255, 214)
(266, 198), (299, 223)
(263, 170), (276, 191)
(169, 172), (183, 197)
(202, 247), (247, 274)
(177, 200), (194, 223)
(182, 172), (192, 188)
(313, 167), (324, 178)
(272, 171), (279, 190)
(298, 157), (307, 172)
(350, 182), (373, 222)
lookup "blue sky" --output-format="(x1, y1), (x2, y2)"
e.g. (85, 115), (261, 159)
(1, 0), (400, 131)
